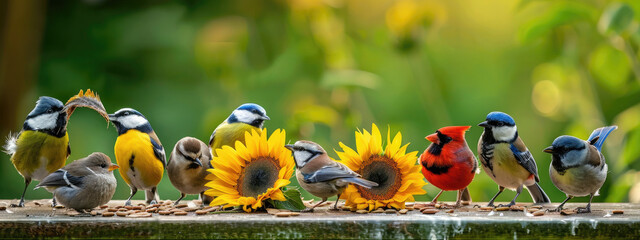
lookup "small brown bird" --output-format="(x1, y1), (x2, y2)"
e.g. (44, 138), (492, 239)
(285, 140), (378, 212)
(35, 152), (118, 213)
(168, 137), (213, 206)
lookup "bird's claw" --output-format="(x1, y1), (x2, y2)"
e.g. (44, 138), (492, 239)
(149, 200), (158, 205)
(300, 208), (314, 213)
(576, 207), (591, 214)
(10, 202), (25, 208)
(124, 201), (132, 206)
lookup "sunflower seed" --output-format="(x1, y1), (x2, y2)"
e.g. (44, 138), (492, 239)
(533, 210), (545, 216)
(175, 204), (188, 208)
(195, 210), (208, 215)
(146, 207), (157, 213)
(561, 210), (575, 216)
(102, 212), (115, 217)
(356, 210), (369, 214)
(384, 209), (397, 214)
(613, 210), (624, 214)
(371, 208), (385, 213)
(446, 209), (454, 214)
(116, 211), (130, 217)
(107, 208), (118, 212)
(422, 209), (439, 214)
(127, 212), (152, 218)
(479, 207), (494, 211)
(158, 210), (171, 215)
(399, 209), (409, 214)
(174, 211), (188, 216)
(495, 207), (510, 211)
(100, 205), (108, 209)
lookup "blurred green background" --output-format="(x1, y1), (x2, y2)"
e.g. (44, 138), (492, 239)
(1, 0), (640, 205)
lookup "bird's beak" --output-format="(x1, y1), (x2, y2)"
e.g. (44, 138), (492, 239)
(194, 158), (203, 167)
(478, 121), (489, 127)
(543, 146), (554, 154)
(425, 133), (440, 145)
(108, 164), (119, 171)
(108, 114), (116, 122)
(284, 144), (294, 151)
(262, 115), (271, 121)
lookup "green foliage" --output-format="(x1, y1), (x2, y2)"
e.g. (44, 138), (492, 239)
(599, 3), (635, 35)
(268, 188), (306, 211)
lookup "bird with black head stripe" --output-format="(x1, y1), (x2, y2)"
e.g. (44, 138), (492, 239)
(420, 126), (477, 207)
(109, 108), (166, 206)
(477, 111), (550, 207)
(544, 126), (617, 213)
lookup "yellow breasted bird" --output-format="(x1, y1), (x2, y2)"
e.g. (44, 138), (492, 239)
(2, 90), (108, 207)
(109, 108), (166, 206)
(208, 103), (269, 157)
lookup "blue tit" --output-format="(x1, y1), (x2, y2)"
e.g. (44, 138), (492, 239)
(285, 140), (378, 212)
(3, 97), (69, 207)
(209, 103), (269, 157)
(543, 126), (617, 213)
(167, 137), (213, 206)
(109, 108), (166, 206)
(35, 152), (118, 213)
(477, 111), (550, 207)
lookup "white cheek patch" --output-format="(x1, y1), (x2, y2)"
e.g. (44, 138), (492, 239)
(294, 151), (312, 167)
(119, 115), (148, 129)
(493, 125), (517, 142)
(233, 109), (258, 124)
(26, 112), (58, 130)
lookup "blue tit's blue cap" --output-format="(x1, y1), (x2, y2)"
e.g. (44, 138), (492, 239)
(27, 96), (64, 118)
(236, 103), (268, 117)
(551, 135), (584, 149)
(486, 111), (516, 126)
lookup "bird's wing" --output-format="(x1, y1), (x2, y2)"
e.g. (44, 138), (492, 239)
(208, 129), (217, 146)
(510, 137), (539, 182)
(302, 161), (360, 183)
(35, 170), (84, 189)
(478, 133), (494, 173)
(148, 131), (166, 168)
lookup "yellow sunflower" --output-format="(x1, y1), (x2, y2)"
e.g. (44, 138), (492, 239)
(205, 129), (294, 212)
(336, 123), (426, 211)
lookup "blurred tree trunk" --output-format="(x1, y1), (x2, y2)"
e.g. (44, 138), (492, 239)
(0, 0), (46, 136)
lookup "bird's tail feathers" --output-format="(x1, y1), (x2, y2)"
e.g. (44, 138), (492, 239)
(459, 187), (472, 202)
(526, 182), (550, 204)
(345, 177), (379, 189)
(3, 132), (18, 155)
(588, 126), (618, 151)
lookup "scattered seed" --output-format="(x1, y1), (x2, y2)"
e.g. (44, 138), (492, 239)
(371, 208), (385, 213)
(533, 210), (545, 216)
(66, 211), (80, 216)
(434, 204), (441, 208)
(613, 210), (624, 214)
(405, 207), (414, 211)
(174, 211), (188, 216)
(461, 201), (471, 206)
(102, 212), (115, 217)
(510, 205), (524, 211)
(175, 204), (188, 208)
(275, 212), (291, 217)
(529, 205), (542, 209)
(146, 207), (157, 213)
(117, 208), (128, 212)
(182, 207), (197, 212)
(384, 209), (397, 214)
(446, 209), (454, 214)
(195, 210), (208, 215)
(164, 200), (173, 206)
(527, 208), (538, 213)
(479, 207), (494, 212)
(495, 207), (510, 211)
(107, 208), (118, 212)
(116, 211), (130, 217)
(356, 210), (369, 214)
(0, 206), (6, 211)
(266, 208), (280, 215)
(422, 209), (439, 214)
(125, 206), (134, 210)
(54, 205), (65, 209)
(90, 210), (99, 216)
(158, 210), (171, 215)
(100, 205), (108, 209)
(132, 206), (144, 210)
(561, 210), (575, 216)
(150, 204), (161, 208)
(399, 209), (409, 214)
(127, 212), (152, 218)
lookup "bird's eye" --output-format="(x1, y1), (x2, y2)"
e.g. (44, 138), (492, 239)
(100, 164), (107, 168)
(46, 109), (54, 114)
(496, 122), (503, 127)
(124, 112), (130, 116)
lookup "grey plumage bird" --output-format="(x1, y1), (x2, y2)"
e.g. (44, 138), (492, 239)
(544, 126), (617, 213)
(285, 140), (378, 212)
(168, 137), (213, 206)
(35, 152), (118, 212)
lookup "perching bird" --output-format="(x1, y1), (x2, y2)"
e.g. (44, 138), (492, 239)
(477, 112), (550, 207)
(285, 140), (378, 211)
(35, 152), (118, 213)
(168, 137), (213, 206)
(3, 90), (108, 207)
(419, 126), (477, 207)
(209, 103), (269, 157)
(109, 108), (166, 206)
(543, 126), (617, 213)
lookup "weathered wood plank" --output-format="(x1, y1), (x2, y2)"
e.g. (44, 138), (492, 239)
(0, 200), (638, 239)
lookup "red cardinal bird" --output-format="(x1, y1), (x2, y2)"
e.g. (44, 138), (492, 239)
(419, 126), (478, 207)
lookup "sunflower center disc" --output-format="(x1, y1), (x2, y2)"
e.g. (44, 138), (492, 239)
(357, 155), (402, 200)
(238, 157), (280, 198)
